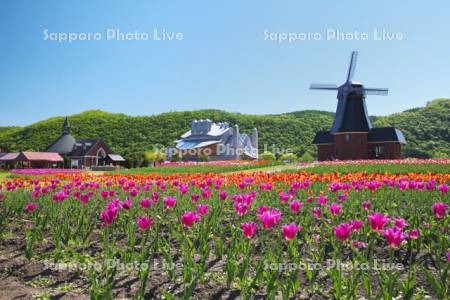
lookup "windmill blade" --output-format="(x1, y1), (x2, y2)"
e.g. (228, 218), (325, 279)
(310, 83), (339, 90)
(346, 51), (358, 82)
(364, 88), (389, 96)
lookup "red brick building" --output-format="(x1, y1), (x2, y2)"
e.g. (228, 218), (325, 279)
(314, 128), (406, 161)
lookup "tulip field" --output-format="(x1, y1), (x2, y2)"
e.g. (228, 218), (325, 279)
(0, 161), (449, 299)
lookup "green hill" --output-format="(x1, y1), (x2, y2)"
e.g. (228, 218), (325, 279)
(0, 99), (448, 166)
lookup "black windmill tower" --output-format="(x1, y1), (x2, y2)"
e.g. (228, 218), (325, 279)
(310, 51), (389, 134)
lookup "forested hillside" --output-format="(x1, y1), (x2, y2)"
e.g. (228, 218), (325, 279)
(0, 99), (448, 166)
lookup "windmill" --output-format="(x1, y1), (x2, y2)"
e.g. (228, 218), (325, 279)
(310, 51), (389, 134)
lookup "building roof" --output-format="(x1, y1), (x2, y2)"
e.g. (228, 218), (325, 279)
(180, 120), (231, 139)
(0, 152), (63, 162)
(20, 152), (64, 162)
(0, 152), (20, 161)
(107, 154), (125, 162)
(46, 117), (77, 154)
(368, 127), (407, 144)
(46, 134), (77, 154)
(176, 140), (221, 149)
(70, 138), (102, 156)
(313, 131), (333, 144)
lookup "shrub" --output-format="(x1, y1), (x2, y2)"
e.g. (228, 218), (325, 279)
(260, 151), (276, 161)
(144, 150), (166, 164)
(298, 152), (314, 162)
(280, 153), (297, 163)
(198, 154), (209, 162)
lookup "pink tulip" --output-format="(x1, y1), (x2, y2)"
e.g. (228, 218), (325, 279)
(26, 202), (36, 213)
(279, 192), (290, 203)
(361, 201), (371, 211)
(337, 193), (348, 202)
(52, 191), (66, 202)
(290, 200), (303, 214)
(101, 207), (118, 226)
(257, 206), (270, 215)
(179, 184), (189, 194)
(333, 223), (352, 241)
(152, 192), (159, 203)
(164, 197), (176, 209)
(120, 197), (132, 210)
(196, 204), (209, 216)
(281, 223), (302, 241)
(181, 211), (201, 228)
(234, 203), (249, 216)
(219, 191), (227, 201)
(80, 193), (90, 204)
(258, 208), (282, 229)
(447, 250), (450, 263)
(383, 227), (406, 248)
(433, 202), (448, 219)
(191, 194), (200, 203)
(140, 198), (151, 209)
(201, 188), (211, 199)
(317, 195), (328, 205)
(352, 240), (367, 249)
(314, 234), (321, 243)
(350, 220), (364, 231)
(438, 184), (448, 194)
(368, 212), (390, 231)
(241, 222), (258, 238)
(329, 203), (342, 216)
(394, 218), (409, 229)
(408, 229), (420, 239)
(137, 216), (153, 230)
(312, 207), (321, 218)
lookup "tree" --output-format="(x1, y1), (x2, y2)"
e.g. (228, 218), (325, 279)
(144, 150), (166, 166)
(280, 153), (297, 163)
(260, 151), (276, 161)
(298, 152), (314, 162)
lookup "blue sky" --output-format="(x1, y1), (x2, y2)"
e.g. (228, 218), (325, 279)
(1, 0), (449, 126)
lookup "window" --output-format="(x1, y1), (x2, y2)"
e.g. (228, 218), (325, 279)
(374, 145), (387, 157)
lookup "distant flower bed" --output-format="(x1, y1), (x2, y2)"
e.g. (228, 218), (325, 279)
(10, 169), (82, 175)
(314, 158), (450, 165)
(158, 160), (268, 167)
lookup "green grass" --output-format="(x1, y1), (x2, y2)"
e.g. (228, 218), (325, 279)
(116, 161), (283, 175)
(0, 170), (10, 180)
(284, 163), (450, 174)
